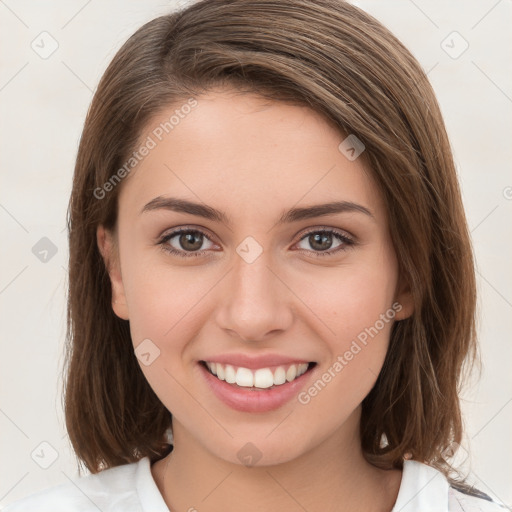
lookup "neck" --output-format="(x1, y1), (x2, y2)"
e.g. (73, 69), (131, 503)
(152, 411), (401, 512)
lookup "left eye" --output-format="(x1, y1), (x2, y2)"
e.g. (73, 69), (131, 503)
(294, 229), (354, 256)
(158, 227), (354, 258)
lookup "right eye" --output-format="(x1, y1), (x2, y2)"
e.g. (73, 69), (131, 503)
(158, 228), (218, 258)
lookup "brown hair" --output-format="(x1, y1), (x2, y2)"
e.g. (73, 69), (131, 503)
(63, 0), (478, 483)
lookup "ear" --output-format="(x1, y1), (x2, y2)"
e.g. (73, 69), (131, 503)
(97, 225), (129, 320)
(393, 275), (414, 321)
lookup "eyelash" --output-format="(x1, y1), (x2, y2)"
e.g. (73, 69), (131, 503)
(157, 226), (355, 259)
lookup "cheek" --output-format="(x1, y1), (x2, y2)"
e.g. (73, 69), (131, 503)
(123, 264), (215, 415)
(121, 256), (226, 411)
(294, 268), (397, 423)
(293, 249), (398, 399)
(300, 258), (397, 346)
(122, 246), (216, 347)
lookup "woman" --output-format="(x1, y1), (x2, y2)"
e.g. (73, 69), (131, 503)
(3, 0), (506, 510)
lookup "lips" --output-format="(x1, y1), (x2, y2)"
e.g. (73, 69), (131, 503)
(198, 354), (317, 412)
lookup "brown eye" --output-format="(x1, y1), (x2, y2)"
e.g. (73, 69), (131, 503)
(159, 228), (216, 257)
(295, 229), (354, 256)
(177, 231), (204, 251)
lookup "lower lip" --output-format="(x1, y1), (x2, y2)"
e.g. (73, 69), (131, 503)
(199, 362), (315, 413)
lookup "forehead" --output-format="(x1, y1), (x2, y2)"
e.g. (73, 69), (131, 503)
(118, 89), (384, 222)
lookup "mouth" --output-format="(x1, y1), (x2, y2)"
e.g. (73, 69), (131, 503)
(199, 360), (317, 390)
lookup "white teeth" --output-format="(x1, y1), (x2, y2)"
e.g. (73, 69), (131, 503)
(207, 361), (217, 375)
(254, 368), (274, 388)
(297, 363), (308, 376)
(205, 361), (311, 389)
(224, 364), (236, 384)
(286, 365), (297, 382)
(235, 367), (254, 387)
(273, 366), (286, 385)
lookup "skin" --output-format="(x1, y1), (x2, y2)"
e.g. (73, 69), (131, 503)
(97, 88), (414, 512)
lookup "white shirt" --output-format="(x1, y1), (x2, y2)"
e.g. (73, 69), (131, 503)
(1, 457), (507, 511)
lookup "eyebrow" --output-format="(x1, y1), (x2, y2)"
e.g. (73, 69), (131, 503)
(140, 196), (375, 224)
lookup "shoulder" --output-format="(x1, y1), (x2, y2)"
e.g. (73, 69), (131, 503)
(449, 486), (511, 512)
(0, 458), (144, 512)
(394, 460), (510, 512)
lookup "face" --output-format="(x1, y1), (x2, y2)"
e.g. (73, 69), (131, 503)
(98, 88), (413, 466)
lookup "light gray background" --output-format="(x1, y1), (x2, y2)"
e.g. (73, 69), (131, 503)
(1, 0), (511, 507)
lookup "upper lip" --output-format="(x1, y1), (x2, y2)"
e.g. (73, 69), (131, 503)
(200, 353), (313, 369)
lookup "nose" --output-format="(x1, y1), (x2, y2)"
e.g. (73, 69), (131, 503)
(214, 245), (294, 343)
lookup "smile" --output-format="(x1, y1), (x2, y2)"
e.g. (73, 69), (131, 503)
(199, 358), (317, 412)
(203, 361), (311, 389)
